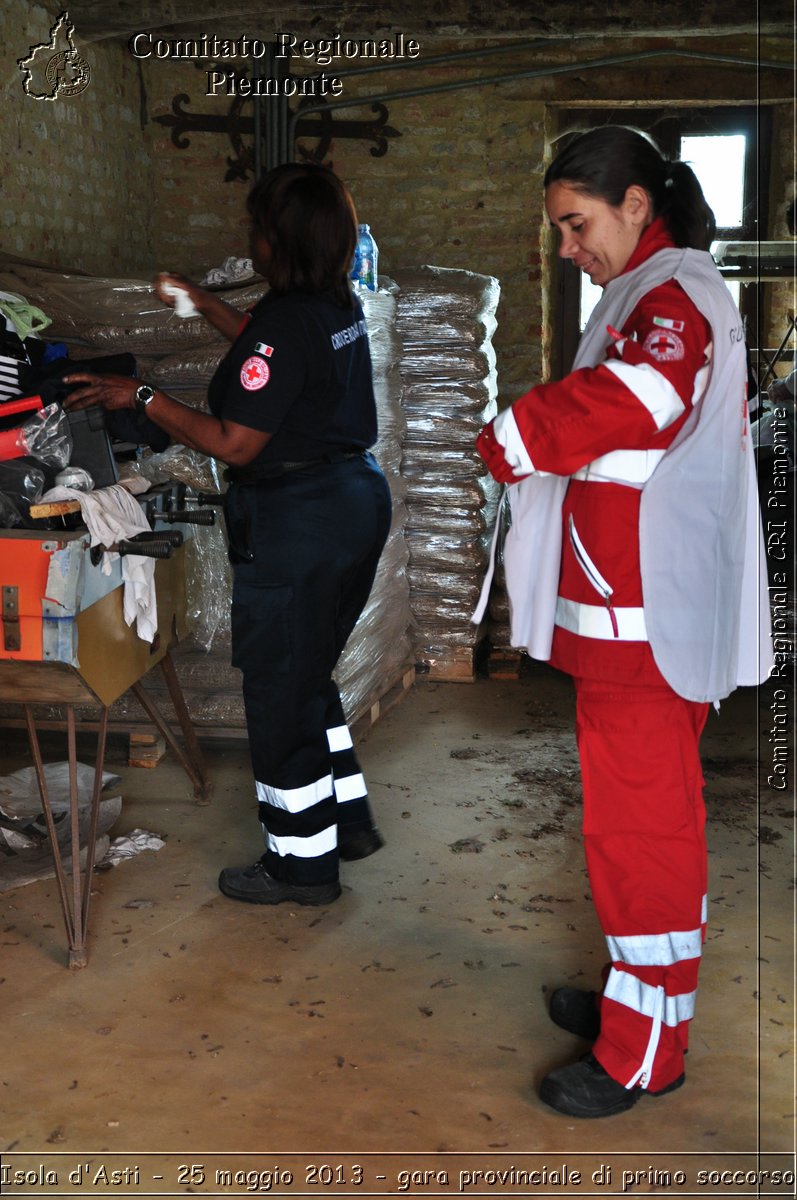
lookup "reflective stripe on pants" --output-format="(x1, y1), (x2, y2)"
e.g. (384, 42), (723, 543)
(574, 679), (709, 1092)
(228, 454), (391, 885)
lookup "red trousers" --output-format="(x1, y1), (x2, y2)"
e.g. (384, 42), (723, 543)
(574, 679), (709, 1092)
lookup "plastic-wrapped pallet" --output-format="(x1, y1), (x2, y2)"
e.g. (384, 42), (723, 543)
(0, 256), (413, 735)
(394, 266), (500, 681)
(0, 254), (264, 354)
(113, 281), (413, 732)
(334, 282), (413, 720)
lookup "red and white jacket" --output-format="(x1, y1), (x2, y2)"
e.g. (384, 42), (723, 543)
(476, 220), (772, 700)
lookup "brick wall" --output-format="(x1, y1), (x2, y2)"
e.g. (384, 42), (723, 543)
(318, 78), (550, 405)
(138, 44), (795, 404)
(1, 1), (152, 275)
(139, 52), (554, 404)
(1, 10), (793, 399)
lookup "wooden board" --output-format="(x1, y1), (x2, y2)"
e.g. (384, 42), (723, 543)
(28, 500), (82, 518)
(0, 659), (100, 704)
(351, 665), (416, 744)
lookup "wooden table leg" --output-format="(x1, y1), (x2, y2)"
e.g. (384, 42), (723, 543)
(159, 651), (213, 805)
(130, 651), (213, 805)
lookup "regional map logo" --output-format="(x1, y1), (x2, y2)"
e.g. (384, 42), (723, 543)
(18, 11), (91, 99)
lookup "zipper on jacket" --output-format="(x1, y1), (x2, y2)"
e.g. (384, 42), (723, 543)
(568, 515), (619, 638)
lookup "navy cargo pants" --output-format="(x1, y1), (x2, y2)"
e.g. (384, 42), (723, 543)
(225, 452), (392, 886)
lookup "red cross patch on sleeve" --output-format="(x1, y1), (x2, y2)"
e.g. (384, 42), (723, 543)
(240, 355), (270, 390)
(643, 328), (685, 362)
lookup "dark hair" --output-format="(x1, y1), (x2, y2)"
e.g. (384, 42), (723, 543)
(247, 163), (357, 307)
(544, 126), (716, 251)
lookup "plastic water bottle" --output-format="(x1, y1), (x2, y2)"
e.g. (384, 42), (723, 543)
(351, 223), (378, 291)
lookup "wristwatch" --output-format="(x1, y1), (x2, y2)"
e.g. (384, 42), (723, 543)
(134, 383), (156, 412)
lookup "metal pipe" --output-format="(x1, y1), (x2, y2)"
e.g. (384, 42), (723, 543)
(272, 45), (291, 169)
(80, 706), (108, 936)
(253, 51), (264, 177)
(267, 44), (277, 171)
(288, 47), (791, 156)
(307, 36), (580, 81)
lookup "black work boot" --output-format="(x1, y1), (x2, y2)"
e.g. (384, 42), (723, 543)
(549, 986), (601, 1040)
(540, 1053), (685, 1118)
(218, 859), (341, 906)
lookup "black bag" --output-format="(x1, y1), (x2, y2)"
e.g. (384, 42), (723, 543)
(20, 352), (171, 454)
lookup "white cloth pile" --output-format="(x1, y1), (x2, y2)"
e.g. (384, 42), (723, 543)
(40, 479), (158, 641)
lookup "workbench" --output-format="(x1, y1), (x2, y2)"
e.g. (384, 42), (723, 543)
(0, 485), (213, 967)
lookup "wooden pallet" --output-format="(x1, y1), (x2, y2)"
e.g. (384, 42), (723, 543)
(417, 642), (480, 683)
(350, 664), (416, 744)
(487, 646), (525, 679)
(127, 730), (167, 768)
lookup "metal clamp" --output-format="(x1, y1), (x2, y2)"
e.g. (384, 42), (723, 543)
(2, 586), (20, 652)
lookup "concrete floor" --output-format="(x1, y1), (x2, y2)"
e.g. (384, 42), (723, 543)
(0, 663), (793, 1194)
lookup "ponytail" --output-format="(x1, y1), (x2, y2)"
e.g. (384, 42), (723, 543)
(545, 126), (716, 251)
(660, 160), (716, 250)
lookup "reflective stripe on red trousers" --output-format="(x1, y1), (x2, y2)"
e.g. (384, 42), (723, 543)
(574, 679), (709, 1092)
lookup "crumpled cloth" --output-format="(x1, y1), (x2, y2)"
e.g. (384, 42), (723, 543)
(100, 827), (165, 867)
(40, 481), (158, 642)
(0, 289), (52, 339)
(201, 256), (255, 286)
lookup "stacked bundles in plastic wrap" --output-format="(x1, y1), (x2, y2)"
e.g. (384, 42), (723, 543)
(133, 283), (413, 730)
(393, 266), (501, 680)
(334, 284), (413, 719)
(0, 255), (413, 733)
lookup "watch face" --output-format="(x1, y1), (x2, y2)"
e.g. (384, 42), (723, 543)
(136, 384), (155, 407)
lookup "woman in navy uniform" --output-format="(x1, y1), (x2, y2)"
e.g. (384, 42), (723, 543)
(64, 163), (392, 907)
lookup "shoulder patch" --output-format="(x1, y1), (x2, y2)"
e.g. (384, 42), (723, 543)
(643, 328), (685, 362)
(652, 316), (685, 332)
(240, 355), (270, 390)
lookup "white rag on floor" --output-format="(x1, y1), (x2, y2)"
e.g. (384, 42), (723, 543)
(40, 483), (158, 642)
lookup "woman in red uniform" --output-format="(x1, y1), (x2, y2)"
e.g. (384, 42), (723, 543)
(477, 127), (771, 1117)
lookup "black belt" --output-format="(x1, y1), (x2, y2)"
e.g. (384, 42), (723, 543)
(224, 450), (364, 485)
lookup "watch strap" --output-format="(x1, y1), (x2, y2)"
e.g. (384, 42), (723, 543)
(134, 383), (155, 412)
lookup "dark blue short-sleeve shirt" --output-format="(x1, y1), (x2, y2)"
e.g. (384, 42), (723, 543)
(208, 290), (377, 464)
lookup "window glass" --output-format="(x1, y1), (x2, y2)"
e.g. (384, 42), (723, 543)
(579, 276), (603, 330)
(679, 134), (747, 229)
(720, 276), (741, 307)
